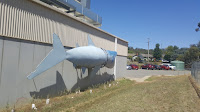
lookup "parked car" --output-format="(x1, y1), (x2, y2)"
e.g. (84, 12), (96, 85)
(129, 64), (139, 70)
(154, 65), (161, 70)
(127, 65), (132, 70)
(161, 63), (176, 70)
(160, 65), (170, 70)
(141, 64), (155, 70)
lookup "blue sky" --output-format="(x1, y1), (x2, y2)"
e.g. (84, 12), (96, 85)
(91, 0), (200, 49)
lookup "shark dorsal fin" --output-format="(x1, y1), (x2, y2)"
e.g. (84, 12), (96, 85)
(88, 35), (95, 46)
(76, 43), (80, 47)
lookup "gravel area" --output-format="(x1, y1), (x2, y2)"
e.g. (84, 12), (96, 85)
(125, 69), (191, 79)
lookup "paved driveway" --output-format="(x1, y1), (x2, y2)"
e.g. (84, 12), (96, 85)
(125, 69), (191, 78)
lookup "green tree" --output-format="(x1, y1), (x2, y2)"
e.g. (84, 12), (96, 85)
(153, 43), (162, 60)
(173, 46), (179, 51)
(166, 46), (174, 55)
(197, 41), (200, 50)
(164, 53), (171, 61)
(165, 45), (181, 61)
(184, 46), (200, 67)
(177, 54), (184, 61)
(195, 22), (200, 32)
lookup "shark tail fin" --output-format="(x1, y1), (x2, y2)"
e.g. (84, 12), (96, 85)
(27, 33), (66, 79)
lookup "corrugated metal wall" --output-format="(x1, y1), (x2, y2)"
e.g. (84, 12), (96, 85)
(0, 0), (128, 56)
(0, 36), (115, 107)
(117, 39), (128, 57)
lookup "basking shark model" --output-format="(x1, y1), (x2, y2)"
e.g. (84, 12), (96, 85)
(27, 33), (117, 79)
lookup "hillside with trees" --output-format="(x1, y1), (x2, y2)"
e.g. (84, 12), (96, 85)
(128, 40), (200, 68)
(128, 47), (153, 55)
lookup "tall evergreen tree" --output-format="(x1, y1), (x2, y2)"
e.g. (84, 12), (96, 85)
(153, 43), (162, 60)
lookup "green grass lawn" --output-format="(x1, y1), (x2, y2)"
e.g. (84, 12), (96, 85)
(3, 75), (200, 112)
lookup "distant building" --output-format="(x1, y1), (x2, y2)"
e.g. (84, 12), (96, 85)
(138, 54), (153, 61)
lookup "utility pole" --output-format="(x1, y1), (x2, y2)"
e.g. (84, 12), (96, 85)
(147, 38), (150, 62)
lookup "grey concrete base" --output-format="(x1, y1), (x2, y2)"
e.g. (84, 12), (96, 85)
(0, 36), (120, 108)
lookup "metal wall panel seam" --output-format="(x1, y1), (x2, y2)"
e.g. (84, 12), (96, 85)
(52, 20), (56, 42)
(29, 13), (33, 41)
(26, 3), (30, 40)
(42, 17), (46, 43)
(35, 15), (39, 41)
(16, 8), (20, 38)
(14, 0), (18, 38)
(19, 9), (23, 39)
(34, 15), (39, 41)
(24, 11), (28, 40)
(26, 11), (30, 40)
(60, 23), (64, 44)
(62, 23), (67, 46)
(49, 20), (53, 43)
(0, 2), (2, 35)
(54, 21), (60, 37)
(21, 3), (26, 39)
(30, 13), (33, 40)
(46, 18), (50, 43)
(56, 22), (59, 40)
(32, 14), (36, 41)
(35, 15), (39, 42)
(12, 5), (16, 38)
(44, 17), (48, 43)
(8, 5), (11, 37)
(38, 16), (42, 42)
(32, 42), (35, 71)
(11, 7), (15, 37)
(40, 16), (43, 42)
(8, 4), (12, 37)
(21, 9), (25, 39)
(10, 6), (14, 37)
(58, 23), (62, 44)
(0, 37), (4, 86)
(17, 41), (21, 70)
(30, 14), (34, 41)
(5, 4), (10, 36)
(2, 3), (6, 36)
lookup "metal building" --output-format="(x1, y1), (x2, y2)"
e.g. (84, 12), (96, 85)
(0, 0), (128, 107)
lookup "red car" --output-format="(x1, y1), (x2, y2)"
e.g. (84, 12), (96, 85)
(129, 64), (139, 70)
(160, 65), (170, 70)
(141, 64), (155, 70)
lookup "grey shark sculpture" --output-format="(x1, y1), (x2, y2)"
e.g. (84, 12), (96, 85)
(27, 33), (117, 79)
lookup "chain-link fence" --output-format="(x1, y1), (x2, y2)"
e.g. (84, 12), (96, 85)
(191, 61), (200, 84)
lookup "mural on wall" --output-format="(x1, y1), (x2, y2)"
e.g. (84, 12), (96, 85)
(27, 33), (117, 79)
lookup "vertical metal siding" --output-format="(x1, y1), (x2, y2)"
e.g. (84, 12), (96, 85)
(0, 0), (127, 56)
(117, 39), (128, 56)
(0, 2), (2, 35)
(2, 3), (6, 36)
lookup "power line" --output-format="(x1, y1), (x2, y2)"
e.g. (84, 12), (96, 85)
(147, 38), (150, 62)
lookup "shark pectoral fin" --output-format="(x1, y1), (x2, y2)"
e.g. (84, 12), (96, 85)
(89, 65), (101, 79)
(87, 35), (95, 46)
(81, 67), (86, 74)
(27, 34), (66, 80)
